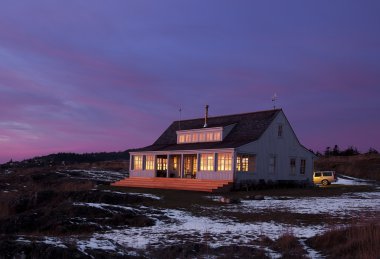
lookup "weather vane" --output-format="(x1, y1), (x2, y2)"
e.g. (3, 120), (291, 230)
(272, 93), (277, 109)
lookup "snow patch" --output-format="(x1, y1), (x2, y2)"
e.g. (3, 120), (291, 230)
(77, 238), (118, 253)
(92, 208), (325, 250)
(73, 202), (137, 212)
(221, 191), (380, 217)
(41, 237), (67, 248)
(128, 192), (161, 200)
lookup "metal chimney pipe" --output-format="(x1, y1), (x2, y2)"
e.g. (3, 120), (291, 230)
(203, 105), (209, 128)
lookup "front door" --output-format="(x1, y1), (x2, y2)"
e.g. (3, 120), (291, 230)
(156, 156), (167, 177)
(184, 155), (197, 178)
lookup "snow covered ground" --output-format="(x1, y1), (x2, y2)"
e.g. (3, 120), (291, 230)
(73, 189), (379, 257)
(333, 175), (376, 186)
(10, 173), (378, 257)
(218, 192), (380, 217)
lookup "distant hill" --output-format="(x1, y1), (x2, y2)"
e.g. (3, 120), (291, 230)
(0, 150), (134, 170)
(314, 154), (380, 181)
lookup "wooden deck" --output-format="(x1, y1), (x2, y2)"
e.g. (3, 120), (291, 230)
(111, 177), (233, 192)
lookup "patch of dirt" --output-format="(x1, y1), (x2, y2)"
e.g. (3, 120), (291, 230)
(0, 238), (87, 259)
(0, 189), (158, 235)
(147, 243), (269, 259)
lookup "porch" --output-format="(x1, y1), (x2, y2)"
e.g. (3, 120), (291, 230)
(111, 177), (233, 192)
(129, 152), (237, 181)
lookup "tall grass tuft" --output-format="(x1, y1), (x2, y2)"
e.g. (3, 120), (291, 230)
(307, 221), (380, 259)
(273, 232), (307, 259)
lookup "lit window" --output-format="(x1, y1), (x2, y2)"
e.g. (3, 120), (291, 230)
(157, 157), (167, 170)
(214, 132), (221, 141)
(278, 125), (283, 137)
(185, 134), (191, 143)
(191, 133), (198, 142)
(179, 135), (185, 143)
(300, 159), (306, 174)
(145, 155), (154, 170)
(133, 155), (143, 170)
(200, 153), (214, 171)
(290, 158), (296, 175)
(199, 133), (205, 142)
(236, 155), (249, 171)
(217, 153), (232, 171)
(173, 156), (178, 170)
(206, 132), (213, 141)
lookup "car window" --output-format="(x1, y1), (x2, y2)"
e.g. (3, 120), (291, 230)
(314, 172), (322, 177)
(324, 172), (332, 176)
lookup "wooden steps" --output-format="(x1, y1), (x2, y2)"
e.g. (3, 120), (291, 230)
(111, 177), (233, 192)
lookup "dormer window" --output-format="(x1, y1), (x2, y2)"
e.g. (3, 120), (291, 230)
(177, 127), (224, 144)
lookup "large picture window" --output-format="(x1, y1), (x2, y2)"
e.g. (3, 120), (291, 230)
(217, 153), (232, 171)
(133, 155), (143, 170)
(145, 155), (154, 170)
(200, 153), (214, 171)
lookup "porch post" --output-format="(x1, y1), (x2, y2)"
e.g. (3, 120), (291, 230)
(166, 154), (170, 178)
(214, 153), (217, 172)
(196, 153), (200, 178)
(180, 154), (184, 178)
(129, 154), (133, 175)
(232, 150), (237, 182)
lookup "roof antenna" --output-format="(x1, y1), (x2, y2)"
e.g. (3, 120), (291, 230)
(272, 93), (277, 109)
(178, 107), (182, 130)
(203, 105), (209, 128)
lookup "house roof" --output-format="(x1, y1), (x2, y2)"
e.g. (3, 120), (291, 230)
(133, 109), (282, 152)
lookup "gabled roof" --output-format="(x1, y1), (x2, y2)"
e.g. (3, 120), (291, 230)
(133, 109), (281, 152)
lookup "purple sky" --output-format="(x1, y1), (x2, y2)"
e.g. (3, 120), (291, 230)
(0, 1), (379, 163)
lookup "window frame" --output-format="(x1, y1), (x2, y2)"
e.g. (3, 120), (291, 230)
(145, 155), (155, 170)
(236, 155), (249, 172)
(290, 157), (296, 175)
(133, 155), (143, 170)
(278, 124), (283, 137)
(200, 153), (214, 171)
(217, 153), (232, 171)
(300, 159), (306, 175)
(269, 155), (276, 174)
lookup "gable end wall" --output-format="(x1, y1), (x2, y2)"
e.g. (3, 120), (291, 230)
(236, 111), (314, 183)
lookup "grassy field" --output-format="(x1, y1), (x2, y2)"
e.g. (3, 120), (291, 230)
(0, 166), (379, 258)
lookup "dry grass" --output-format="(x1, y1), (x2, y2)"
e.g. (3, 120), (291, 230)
(315, 154), (380, 181)
(272, 233), (307, 259)
(64, 160), (129, 171)
(307, 221), (380, 259)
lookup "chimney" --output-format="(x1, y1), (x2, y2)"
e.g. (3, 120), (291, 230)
(203, 105), (209, 128)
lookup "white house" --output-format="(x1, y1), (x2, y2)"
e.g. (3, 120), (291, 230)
(123, 108), (315, 189)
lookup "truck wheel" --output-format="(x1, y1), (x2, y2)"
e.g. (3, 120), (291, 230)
(321, 179), (329, 186)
